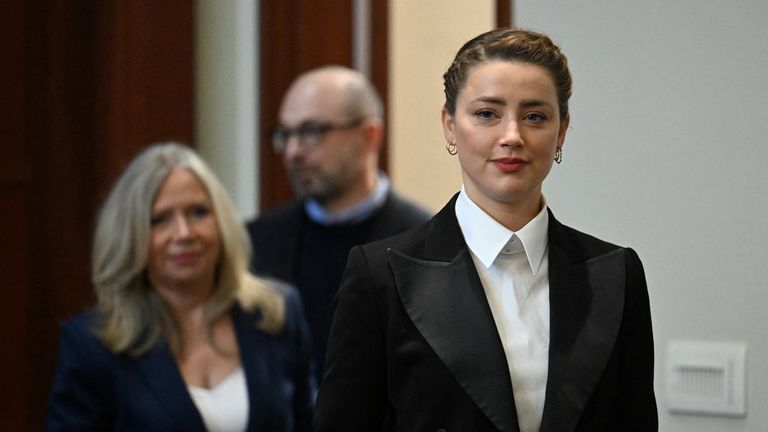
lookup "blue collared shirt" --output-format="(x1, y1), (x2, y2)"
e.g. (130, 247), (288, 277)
(304, 173), (390, 226)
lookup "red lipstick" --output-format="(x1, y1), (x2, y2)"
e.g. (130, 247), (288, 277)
(491, 157), (528, 173)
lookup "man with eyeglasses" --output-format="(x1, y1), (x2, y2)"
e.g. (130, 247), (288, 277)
(246, 66), (431, 383)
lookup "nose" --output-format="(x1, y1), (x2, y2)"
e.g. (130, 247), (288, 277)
(500, 119), (523, 147)
(172, 214), (193, 239)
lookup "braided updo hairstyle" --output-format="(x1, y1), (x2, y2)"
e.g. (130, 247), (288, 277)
(443, 28), (572, 120)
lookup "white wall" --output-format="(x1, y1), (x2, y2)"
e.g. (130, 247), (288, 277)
(515, 1), (768, 431)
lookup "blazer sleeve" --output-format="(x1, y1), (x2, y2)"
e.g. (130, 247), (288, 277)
(282, 287), (317, 432)
(611, 248), (658, 429)
(314, 246), (388, 431)
(47, 317), (114, 431)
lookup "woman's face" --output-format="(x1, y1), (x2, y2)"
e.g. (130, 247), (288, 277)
(442, 60), (569, 214)
(147, 167), (222, 293)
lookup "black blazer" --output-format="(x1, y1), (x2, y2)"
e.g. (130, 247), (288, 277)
(315, 195), (657, 431)
(47, 287), (315, 432)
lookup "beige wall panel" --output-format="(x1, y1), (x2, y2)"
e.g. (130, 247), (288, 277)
(389, 0), (494, 212)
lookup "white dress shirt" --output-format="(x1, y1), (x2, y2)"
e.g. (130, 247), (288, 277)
(455, 188), (550, 432)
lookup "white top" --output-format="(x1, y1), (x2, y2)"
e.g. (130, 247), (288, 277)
(455, 188), (550, 432)
(188, 367), (249, 432)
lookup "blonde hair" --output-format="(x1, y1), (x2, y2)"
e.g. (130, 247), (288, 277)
(92, 142), (284, 356)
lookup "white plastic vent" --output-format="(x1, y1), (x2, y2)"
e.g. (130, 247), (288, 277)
(666, 340), (747, 417)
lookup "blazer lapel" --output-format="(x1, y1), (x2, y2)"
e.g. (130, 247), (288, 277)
(388, 196), (520, 432)
(232, 306), (271, 431)
(130, 343), (207, 431)
(541, 216), (626, 431)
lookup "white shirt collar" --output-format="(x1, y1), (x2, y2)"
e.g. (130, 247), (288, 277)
(455, 187), (549, 275)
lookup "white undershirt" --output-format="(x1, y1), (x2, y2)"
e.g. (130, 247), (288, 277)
(188, 366), (249, 432)
(455, 188), (550, 432)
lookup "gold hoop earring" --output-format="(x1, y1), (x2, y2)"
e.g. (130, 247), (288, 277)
(554, 148), (563, 164)
(446, 141), (457, 155)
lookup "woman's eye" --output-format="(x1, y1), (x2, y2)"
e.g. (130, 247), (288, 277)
(475, 110), (496, 120)
(189, 205), (211, 219)
(524, 113), (546, 122)
(150, 213), (169, 226)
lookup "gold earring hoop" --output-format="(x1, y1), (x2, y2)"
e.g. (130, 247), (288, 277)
(554, 148), (563, 164)
(446, 141), (457, 155)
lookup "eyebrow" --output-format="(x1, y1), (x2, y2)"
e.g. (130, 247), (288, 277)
(471, 97), (554, 109)
(519, 99), (554, 109)
(472, 96), (506, 106)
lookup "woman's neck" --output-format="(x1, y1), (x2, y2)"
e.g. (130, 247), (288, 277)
(153, 281), (214, 324)
(465, 190), (543, 232)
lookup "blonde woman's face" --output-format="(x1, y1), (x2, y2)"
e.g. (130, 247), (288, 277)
(147, 168), (221, 294)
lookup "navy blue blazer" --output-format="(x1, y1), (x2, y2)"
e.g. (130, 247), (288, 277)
(316, 195), (657, 431)
(47, 286), (315, 431)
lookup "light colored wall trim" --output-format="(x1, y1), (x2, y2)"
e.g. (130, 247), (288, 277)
(352, 0), (372, 77)
(195, 0), (259, 220)
(389, 0), (494, 211)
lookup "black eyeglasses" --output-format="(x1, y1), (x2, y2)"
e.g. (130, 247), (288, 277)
(272, 117), (366, 153)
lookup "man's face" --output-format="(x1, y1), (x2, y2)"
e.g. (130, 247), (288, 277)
(278, 79), (367, 205)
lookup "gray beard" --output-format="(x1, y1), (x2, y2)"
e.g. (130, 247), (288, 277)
(290, 174), (343, 205)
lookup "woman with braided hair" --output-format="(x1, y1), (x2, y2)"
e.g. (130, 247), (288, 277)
(315, 28), (657, 431)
